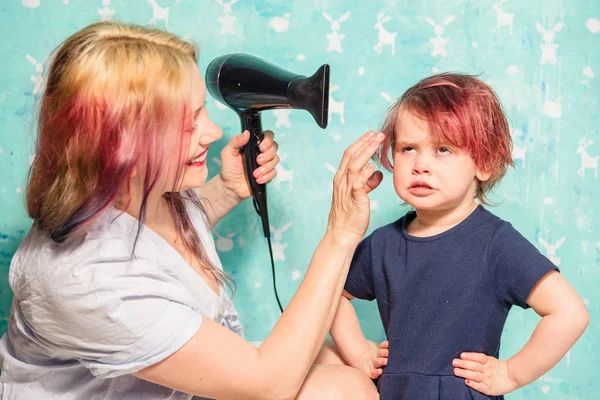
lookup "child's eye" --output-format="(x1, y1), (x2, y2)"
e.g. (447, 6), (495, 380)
(401, 147), (415, 153)
(437, 147), (452, 154)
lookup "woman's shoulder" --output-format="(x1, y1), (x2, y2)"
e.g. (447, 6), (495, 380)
(9, 209), (159, 299)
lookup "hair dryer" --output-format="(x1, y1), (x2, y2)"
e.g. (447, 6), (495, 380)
(205, 53), (330, 240)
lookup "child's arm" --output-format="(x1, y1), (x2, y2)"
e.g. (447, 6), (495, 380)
(453, 271), (590, 395)
(330, 290), (389, 379)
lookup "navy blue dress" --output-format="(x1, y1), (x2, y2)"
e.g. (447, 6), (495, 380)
(344, 206), (558, 400)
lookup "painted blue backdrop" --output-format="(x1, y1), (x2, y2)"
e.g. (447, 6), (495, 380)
(0, 1), (598, 398)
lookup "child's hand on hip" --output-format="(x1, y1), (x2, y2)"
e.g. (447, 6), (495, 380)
(357, 340), (389, 379)
(453, 353), (519, 395)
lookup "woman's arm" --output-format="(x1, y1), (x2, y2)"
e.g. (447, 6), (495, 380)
(198, 174), (241, 229)
(135, 131), (386, 400)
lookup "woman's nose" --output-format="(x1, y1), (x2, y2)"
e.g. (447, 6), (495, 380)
(201, 117), (223, 144)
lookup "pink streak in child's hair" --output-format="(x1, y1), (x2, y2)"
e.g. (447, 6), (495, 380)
(374, 73), (514, 204)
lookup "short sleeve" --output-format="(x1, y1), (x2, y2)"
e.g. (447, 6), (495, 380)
(22, 257), (203, 379)
(487, 222), (559, 309)
(344, 234), (376, 300)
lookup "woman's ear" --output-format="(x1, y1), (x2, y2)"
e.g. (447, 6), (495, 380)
(476, 168), (492, 182)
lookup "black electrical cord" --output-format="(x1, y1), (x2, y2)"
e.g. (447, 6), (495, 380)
(267, 233), (284, 313)
(254, 197), (284, 313)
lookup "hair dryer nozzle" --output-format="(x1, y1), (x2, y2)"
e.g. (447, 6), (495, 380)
(288, 64), (330, 129)
(205, 53), (330, 129)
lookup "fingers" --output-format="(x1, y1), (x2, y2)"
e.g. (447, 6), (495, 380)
(335, 131), (378, 181)
(256, 169), (277, 184)
(373, 356), (388, 368)
(460, 353), (488, 364)
(257, 140), (279, 166)
(346, 132), (384, 180)
(351, 163), (376, 192)
(346, 133), (384, 190)
(252, 130), (279, 184)
(253, 155), (279, 184)
(453, 359), (482, 373)
(258, 130), (275, 152)
(452, 354), (492, 394)
(253, 154), (280, 177)
(373, 340), (389, 370)
(370, 368), (384, 379)
(464, 379), (488, 393)
(453, 366), (483, 382)
(365, 171), (384, 194)
(227, 129), (275, 158)
(227, 130), (250, 156)
(345, 134), (385, 198)
(453, 354), (486, 382)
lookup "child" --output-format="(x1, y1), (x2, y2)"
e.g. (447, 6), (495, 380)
(330, 73), (589, 399)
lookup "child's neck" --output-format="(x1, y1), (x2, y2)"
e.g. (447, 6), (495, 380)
(407, 201), (478, 237)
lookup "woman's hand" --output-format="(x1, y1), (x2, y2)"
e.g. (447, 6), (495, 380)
(356, 340), (389, 379)
(453, 353), (519, 395)
(219, 130), (279, 202)
(327, 131), (385, 246)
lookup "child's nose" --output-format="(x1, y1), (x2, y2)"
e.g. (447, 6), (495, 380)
(412, 165), (430, 174)
(412, 156), (430, 174)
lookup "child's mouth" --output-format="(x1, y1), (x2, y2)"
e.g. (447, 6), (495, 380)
(408, 181), (435, 195)
(409, 182), (433, 189)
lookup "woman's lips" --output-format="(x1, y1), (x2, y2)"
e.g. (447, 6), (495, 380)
(187, 148), (208, 167)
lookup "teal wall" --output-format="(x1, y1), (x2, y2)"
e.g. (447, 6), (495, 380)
(1, 0), (598, 398)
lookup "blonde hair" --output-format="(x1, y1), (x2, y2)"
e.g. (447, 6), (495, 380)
(27, 21), (234, 292)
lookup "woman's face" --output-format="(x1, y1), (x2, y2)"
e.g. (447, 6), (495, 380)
(129, 61), (222, 201)
(176, 61), (223, 191)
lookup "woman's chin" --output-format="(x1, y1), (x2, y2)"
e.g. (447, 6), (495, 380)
(179, 168), (208, 191)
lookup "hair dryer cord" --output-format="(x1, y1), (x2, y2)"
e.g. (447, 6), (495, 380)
(267, 234), (284, 313)
(254, 197), (284, 313)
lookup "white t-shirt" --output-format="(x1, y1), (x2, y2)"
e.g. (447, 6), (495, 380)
(0, 202), (243, 399)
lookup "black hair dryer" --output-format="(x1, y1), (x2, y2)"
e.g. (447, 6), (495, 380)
(205, 53), (330, 239)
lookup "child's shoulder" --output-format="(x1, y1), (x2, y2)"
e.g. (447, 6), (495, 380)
(478, 207), (520, 236)
(369, 214), (407, 240)
(477, 208), (543, 257)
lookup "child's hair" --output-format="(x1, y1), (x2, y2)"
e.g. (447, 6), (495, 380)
(26, 21), (234, 292)
(374, 73), (514, 205)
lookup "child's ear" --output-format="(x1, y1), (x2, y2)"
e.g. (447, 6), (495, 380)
(476, 169), (492, 182)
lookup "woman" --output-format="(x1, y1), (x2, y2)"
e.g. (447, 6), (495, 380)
(0, 22), (385, 399)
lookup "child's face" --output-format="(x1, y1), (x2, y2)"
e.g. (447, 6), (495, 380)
(392, 110), (489, 212)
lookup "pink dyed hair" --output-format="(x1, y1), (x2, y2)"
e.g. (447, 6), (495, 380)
(26, 22), (234, 292)
(374, 73), (514, 204)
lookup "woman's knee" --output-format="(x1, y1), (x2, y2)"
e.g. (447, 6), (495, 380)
(314, 338), (347, 365)
(347, 369), (379, 400)
(330, 368), (379, 400)
(296, 365), (378, 400)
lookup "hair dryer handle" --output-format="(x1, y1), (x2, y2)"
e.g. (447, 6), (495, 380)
(240, 110), (271, 238)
